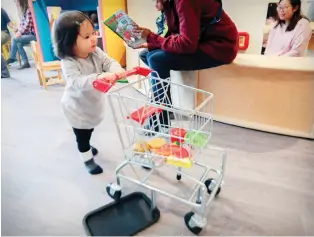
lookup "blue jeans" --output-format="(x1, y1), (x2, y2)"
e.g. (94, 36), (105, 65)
(10, 34), (36, 63)
(139, 49), (224, 127)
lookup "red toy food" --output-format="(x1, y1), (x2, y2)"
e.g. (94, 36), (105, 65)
(128, 106), (163, 125)
(154, 144), (190, 158)
(170, 128), (187, 144)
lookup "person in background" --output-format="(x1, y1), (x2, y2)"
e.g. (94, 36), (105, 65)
(138, 0), (170, 119)
(262, 3), (278, 54)
(155, 0), (168, 37)
(1, 8), (17, 78)
(139, 0), (168, 59)
(1, 8), (17, 46)
(6, 0), (36, 69)
(1, 54), (10, 78)
(90, 13), (99, 31)
(265, 0), (312, 57)
(135, 0), (238, 133)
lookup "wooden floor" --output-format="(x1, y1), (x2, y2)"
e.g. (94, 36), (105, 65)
(1, 64), (314, 236)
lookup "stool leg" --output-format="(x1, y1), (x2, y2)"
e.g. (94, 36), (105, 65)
(17, 52), (22, 66)
(40, 70), (48, 90)
(57, 69), (62, 82)
(36, 69), (43, 86)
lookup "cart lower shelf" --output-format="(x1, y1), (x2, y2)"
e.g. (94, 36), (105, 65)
(83, 192), (160, 236)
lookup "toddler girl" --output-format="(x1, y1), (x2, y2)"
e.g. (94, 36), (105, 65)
(53, 11), (125, 175)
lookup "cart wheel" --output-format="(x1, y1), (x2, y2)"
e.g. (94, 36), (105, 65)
(204, 178), (221, 196)
(106, 183), (122, 201)
(184, 212), (204, 235)
(176, 174), (182, 181)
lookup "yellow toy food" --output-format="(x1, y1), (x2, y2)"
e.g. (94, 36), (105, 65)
(147, 138), (167, 150)
(166, 156), (193, 168)
(133, 141), (149, 152)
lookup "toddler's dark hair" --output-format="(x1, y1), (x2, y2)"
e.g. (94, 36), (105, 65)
(52, 11), (93, 59)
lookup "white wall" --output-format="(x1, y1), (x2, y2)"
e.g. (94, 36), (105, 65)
(223, 0), (270, 54)
(223, 0), (314, 54)
(127, 0), (160, 33)
(127, 0), (272, 54)
(304, 0), (314, 20)
(2, 0), (20, 25)
(127, 0), (313, 55)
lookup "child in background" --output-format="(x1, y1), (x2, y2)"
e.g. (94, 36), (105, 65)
(138, 0), (173, 121)
(90, 13), (99, 31)
(52, 11), (125, 175)
(138, 0), (168, 50)
(155, 0), (168, 37)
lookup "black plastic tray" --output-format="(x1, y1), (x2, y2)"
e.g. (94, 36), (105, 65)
(83, 192), (160, 236)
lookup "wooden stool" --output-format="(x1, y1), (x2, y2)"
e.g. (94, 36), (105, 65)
(30, 41), (65, 90)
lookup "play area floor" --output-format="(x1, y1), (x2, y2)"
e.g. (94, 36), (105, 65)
(2, 63), (314, 235)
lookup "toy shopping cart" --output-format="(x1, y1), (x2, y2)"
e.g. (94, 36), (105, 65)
(92, 67), (227, 235)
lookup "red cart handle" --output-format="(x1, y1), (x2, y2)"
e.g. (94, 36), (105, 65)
(93, 67), (152, 93)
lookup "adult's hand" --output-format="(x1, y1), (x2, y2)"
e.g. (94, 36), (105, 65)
(15, 32), (22, 38)
(134, 43), (148, 49)
(133, 26), (151, 40)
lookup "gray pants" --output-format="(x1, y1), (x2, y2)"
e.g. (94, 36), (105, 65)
(1, 31), (10, 46)
(1, 54), (10, 78)
(1, 31), (11, 78)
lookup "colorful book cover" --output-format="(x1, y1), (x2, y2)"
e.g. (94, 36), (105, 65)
(104, 9), (146, 49)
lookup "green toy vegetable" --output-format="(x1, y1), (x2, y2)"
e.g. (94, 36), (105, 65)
(184, 131), (208, 148)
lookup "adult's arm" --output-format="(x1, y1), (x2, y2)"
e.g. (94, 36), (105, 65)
(280, 20), (312, 57)
(147, 0), (200, 54)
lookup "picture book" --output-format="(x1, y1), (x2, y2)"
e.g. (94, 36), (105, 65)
(104, 9), (146, 49)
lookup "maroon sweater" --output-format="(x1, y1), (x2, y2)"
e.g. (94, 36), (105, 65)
(147, 0), (239, 63)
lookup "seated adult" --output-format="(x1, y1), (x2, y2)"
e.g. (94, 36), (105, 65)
(6, 0), (36, 70)
(265, 0), (312, 57)
(136, 0), (238, 131)
(1, 8), (17, 46)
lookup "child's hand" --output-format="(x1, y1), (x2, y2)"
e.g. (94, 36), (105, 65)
(97, 73), (118, 83)
(115, 71), (126, 80)
(97, 71), (126, 83)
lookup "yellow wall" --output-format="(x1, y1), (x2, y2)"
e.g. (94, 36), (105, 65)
(101, 0), (126, 66)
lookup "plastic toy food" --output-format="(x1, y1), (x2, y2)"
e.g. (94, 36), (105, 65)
(166, 156), (193, 168)
(147, 138), (167, 150)
(133, 142), (149, 152)
(128, 106), (163, 125)
(185, 131), (208, 148)
(170, 128), (187, 144)
(154, 144), (190, 158)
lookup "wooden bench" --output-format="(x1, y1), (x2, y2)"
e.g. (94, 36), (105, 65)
(125, 44), (314, 139)
(197, 54), (314, 139)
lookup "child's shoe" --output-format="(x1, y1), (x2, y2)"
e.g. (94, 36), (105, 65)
(80, 148), (103, 175)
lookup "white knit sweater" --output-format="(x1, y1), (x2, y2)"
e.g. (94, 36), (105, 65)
(61, 47), (124, 129)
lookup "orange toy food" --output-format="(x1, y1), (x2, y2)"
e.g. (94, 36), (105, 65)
(133, 141), (149, 152)
(147, 138), (167, 150)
